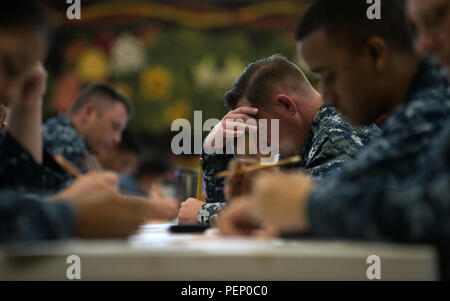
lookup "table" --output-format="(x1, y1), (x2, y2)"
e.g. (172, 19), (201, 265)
(0, 223), (438, 280)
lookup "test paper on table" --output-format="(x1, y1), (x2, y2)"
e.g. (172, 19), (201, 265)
(140, 222), (174, 232)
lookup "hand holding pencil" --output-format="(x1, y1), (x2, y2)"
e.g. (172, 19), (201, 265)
(223, 156), (301, 201)
(224, 158), (258, 201)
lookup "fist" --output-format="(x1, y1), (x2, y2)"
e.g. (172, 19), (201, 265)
(177, 198), (204, 224)
(249, 171), (315, 233)
(9, 62), (48, 109)
(217, 199), (260, 236)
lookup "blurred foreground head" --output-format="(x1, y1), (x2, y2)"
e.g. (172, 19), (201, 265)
(0, 0), (49, 107)
(408, 0), (450, 72)
(296, 0), (417, 125)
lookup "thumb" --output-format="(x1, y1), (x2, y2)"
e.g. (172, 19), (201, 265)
(88, 171), (120, 189)
(100, 171), (120, 188)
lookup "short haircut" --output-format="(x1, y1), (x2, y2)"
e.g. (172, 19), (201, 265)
(69, 83), (134, 117)
(224, 54), (313, 110)
(295, 0), (414, 54)
(0, 0), (50, 41)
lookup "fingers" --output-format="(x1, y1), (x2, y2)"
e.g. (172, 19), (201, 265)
(217, 201), (258, 237)
(225, 158), (257, 200)
(160, 198), (180, 219)
(96, 171), (120, 188)
(25, 62), (48, 91)
(228, 158), (258, 172)
(229, 107), (258, 116)
(28, 62), (48, 80)
(223, 114), (257, 124)
(252, 225), (279, 239)
(222, 129), (245, 138)
(248, 172), (314, 233)
(14, 62), (48, 109)
(222, 107), (258, 131)
(74, 195), (143, 238)
(83, 171), (120, 189)
(204, 108), (258, 151)
(183, 197), (201, 203)
(137, 197), (180, 219)
(223, 120), (258, 133)
(177, 206), (193, 224)
(177, 198), (204, 224)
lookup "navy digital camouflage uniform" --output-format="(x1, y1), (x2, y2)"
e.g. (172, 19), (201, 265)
(0, 131), (72, 193)
(42, 114), (92, 174)
(0, 132), (76, 242)
(0, 190), (76, 242)
(306, 56), (450, 255)
(42, 114), (139, 195)
(198, 104), (380, 226)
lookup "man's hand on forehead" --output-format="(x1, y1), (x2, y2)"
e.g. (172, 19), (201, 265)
(14, 62), (47, 109)
(227, 107), (259, 120)
(204, 106), (259, 151)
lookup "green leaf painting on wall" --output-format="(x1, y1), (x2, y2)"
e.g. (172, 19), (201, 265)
(44, 1), (314, 136)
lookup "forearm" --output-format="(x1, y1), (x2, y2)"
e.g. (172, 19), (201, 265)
(202, 152), (233, 203)
(0, 191), (76, 242)
(8, 98), (43, 164)
(198, 202), (227, 226)
(307, 175), (450, 243)
(0, 132), (73, 193)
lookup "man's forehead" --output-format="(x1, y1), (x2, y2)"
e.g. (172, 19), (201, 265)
(408, 0), (447, 16)
(95, 99), (129, 121)
(93, 97), (126, 112)
(298, 28), (350, 72)
(298, 29), (331, 65)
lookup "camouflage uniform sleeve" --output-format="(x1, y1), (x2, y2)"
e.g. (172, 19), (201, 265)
(197, 202), (227, 226)
(307, 114), (450, 242)
(0, 131), (72, 193)
(0, 191), (76, 242)
(197, 152), (233, 226)
(42, 115), (89, 173)
(202, 152), (233, 203)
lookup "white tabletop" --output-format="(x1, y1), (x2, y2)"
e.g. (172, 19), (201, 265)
(0, 222), (438, 280)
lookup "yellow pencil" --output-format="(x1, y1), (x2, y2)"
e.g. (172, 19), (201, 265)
(196, 158), (203, 200)
(53, 153), (82, 178)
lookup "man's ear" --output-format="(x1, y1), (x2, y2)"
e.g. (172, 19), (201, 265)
(80, 102), (96, 121)
(365, 36), (389, 73)
(276, 94), (298, 116)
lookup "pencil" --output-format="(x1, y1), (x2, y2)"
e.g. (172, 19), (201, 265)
(196, 158), (203, 200)
(53, 153), (82, 178)
(215, 155), (301, 178)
